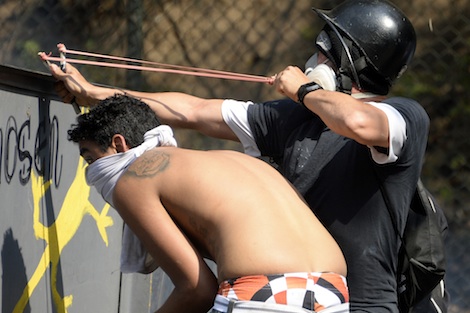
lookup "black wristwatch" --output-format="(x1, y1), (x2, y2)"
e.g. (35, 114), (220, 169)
(297, 82), (323, 106)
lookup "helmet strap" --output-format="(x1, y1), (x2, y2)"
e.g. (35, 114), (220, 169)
(338, 71), (352, 94)
(323, 22), (363, 93)
(338, 37), (359, 93)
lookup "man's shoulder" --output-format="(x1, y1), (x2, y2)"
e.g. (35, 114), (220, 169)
(383, 96), (424, 113)
(383, 96), (430, 125)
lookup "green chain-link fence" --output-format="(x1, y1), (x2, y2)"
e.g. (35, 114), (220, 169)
(1, 0), (469, 312)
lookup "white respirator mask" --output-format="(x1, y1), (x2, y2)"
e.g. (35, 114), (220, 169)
(304, 53), (338, 92)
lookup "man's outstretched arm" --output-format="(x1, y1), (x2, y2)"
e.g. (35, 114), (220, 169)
(48, 63), (238, 141)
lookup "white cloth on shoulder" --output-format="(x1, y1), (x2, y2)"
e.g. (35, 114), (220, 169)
(86, 125), (177, 273)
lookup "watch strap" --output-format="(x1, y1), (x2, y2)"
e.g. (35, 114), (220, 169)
(297, 82), (323, 106)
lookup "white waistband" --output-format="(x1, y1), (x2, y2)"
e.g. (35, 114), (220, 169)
(212, 295), (310, 313)
(211, 295), (350, 313)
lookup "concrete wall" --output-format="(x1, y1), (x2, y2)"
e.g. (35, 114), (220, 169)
(0, 65), (173, 313)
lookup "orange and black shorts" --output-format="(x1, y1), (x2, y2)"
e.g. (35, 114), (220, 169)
(215, 272), (349, 312)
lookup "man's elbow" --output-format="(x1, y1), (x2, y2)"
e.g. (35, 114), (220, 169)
(178, 284), (217, 313)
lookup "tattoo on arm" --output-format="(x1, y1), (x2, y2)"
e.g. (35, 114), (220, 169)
(125, 150), (170, 178)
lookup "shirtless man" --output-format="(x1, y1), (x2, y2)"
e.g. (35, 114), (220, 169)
(69, 94), (348, 313)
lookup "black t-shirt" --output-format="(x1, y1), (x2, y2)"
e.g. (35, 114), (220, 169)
(247, 97), (430, 313)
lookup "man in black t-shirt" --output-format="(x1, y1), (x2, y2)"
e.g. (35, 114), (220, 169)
(48, 1), (446, 312)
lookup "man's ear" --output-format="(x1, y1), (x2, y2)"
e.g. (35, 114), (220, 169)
(111, 134), (130, 153)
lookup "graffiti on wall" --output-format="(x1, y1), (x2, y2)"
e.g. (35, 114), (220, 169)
(0, 113), (63, 187)
(12, 160), (113, 313)
(0, 100), (115, 313)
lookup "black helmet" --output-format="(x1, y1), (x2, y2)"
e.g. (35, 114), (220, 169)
(313, 0), (416, 94)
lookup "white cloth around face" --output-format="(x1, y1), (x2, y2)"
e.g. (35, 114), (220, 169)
(86, 125), (177, 273)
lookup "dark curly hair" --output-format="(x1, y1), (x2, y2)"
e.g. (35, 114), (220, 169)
(68, 94), (161, 151)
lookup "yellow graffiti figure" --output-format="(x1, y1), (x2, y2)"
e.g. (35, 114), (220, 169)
(13, 160), (114, 313)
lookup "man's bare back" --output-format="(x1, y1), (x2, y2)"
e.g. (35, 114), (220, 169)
(71, 95), (348, 312)
(113, 147), (346, 282)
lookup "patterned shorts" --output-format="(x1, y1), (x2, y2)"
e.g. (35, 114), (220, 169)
(215, 272), (349, 312)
